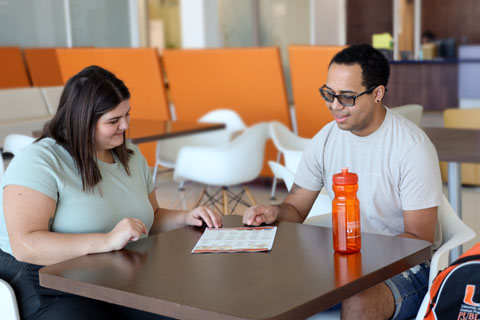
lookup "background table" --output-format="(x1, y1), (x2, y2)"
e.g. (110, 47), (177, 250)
(39, 216), (431, 320)
(423, 127), (480, 260)
(127, 119), (226, 144)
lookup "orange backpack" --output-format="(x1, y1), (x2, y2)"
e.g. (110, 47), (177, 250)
(424, 242), (480, 319)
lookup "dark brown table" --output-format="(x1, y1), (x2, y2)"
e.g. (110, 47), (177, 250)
(423, 127), (480, 163)
(127, 119), (226, 144)
(39, 216), (431, 320)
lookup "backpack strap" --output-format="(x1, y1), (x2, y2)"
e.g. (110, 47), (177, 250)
(451, 254), (480, 267)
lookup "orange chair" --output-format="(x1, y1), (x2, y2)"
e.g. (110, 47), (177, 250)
(24, 48), (63, 87)
(0, 47), (30, 88)
(163, 47), (291, 176)
(288, 45), (345, 138)
(55, 48), (171, 165)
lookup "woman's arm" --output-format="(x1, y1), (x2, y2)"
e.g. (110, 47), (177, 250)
(147, 191), (222, 235)
(3, 185), (147, 266)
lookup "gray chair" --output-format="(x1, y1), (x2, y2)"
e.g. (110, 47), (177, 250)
(391, 104), (423, 126)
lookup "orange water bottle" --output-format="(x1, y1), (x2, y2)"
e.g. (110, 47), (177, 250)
(332, 168), (361, 253)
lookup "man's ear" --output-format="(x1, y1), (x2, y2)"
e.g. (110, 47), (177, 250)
(374, 85), (386, 102)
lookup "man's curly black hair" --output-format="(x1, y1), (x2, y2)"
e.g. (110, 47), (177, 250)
(329, 44), (390, 89)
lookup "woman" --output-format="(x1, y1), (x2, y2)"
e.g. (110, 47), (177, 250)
(0, 65), (222, 319)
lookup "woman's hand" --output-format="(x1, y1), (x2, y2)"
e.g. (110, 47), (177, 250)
(107, 218), (147, 251)
(185, 206), (222, 228)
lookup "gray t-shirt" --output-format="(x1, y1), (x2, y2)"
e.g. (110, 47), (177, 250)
(295, 108), (442, 244)
(0, 138), (155, 256)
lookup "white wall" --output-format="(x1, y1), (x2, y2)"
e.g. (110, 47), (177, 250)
(70, 0), (131, 47)
(0, 0), (68, 47)
(0, 0), (135, 48)
(180, 0), (220, 48)
(218, 0), (257, 47)
(312, 0), (346, 45)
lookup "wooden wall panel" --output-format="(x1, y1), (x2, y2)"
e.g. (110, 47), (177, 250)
(346, 0), (392, 45)
(422, 0), (480, 45)
(384, 62), (458, 111)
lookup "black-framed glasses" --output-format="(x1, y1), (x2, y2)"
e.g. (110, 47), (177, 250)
(319, 85), (376, 107)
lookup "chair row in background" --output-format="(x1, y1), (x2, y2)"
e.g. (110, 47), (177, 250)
(0, 45), (342, 177)
(1, 46), (479, 185)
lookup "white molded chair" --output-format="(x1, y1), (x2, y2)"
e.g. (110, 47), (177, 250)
(269, 121), (311, 171)
(3, 134), (36, 156)
(391, 104), (423, 126)
(414, 194), (476, 319)
(173, 122), (269, 215)
(152, 109), (247, 184)
(267, 161), (331, 224)
(269, 121), (311, 199)
(0, 278), (20, 320)
(268, 161), (295, 191)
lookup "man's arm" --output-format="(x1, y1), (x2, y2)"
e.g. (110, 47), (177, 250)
(398, 206), (438, 244)
(243, 184), (320, 226)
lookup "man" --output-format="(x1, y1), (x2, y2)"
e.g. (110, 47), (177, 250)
(243, 44), (442, 320)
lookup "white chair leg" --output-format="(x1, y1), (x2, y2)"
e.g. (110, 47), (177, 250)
(269, 151), (282, 200)
(178, 180), (185, 191)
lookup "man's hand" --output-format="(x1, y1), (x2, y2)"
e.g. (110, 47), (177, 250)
(243, 205), (280, 226)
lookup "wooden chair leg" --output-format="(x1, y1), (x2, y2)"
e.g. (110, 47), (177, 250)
(194, 186), (206, 208)
(244, 186), (257, 206)
(222, 187), (229, 215)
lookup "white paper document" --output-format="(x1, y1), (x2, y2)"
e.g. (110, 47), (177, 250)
(192, 226), (277, 253)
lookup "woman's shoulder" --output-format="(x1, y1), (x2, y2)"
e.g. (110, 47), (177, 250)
(10, 137), (73, 171)
(1, 138), (72, 192)
(20, 138), (66, 159)
(14, 137), (54, 158)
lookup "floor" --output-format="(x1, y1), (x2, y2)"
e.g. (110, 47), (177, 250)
(154, 111), (480, 257)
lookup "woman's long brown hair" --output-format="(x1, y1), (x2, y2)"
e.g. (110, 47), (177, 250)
(41, 65), (133, 192)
